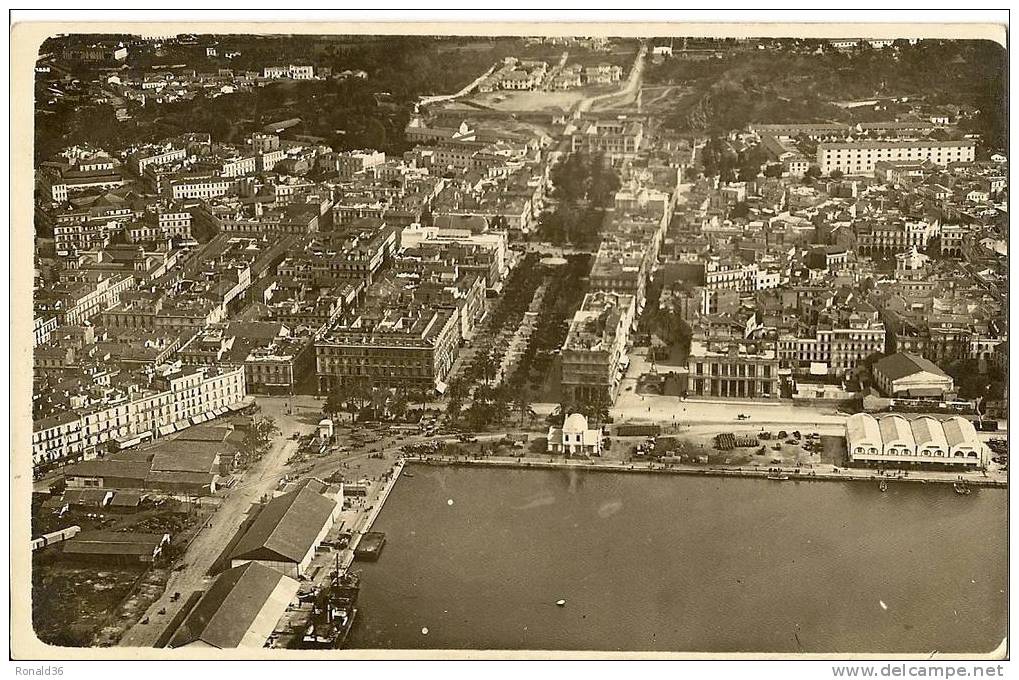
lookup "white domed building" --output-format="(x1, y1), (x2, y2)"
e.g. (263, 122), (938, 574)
(547, 413), (602, 457)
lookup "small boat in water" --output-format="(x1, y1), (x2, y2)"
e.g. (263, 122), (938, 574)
(879, 480), (888, 492)
(953, 482), (972, 495)
(403, 471), (414, 478)
(556, 599), (566, 607)
(767, 473), (790, 481)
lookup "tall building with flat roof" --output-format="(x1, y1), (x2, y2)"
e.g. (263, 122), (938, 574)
(315, 307), (460, 394)
(560, 292), (636, 404)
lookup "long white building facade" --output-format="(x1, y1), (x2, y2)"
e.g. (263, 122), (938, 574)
(32, 365), (247, 470)
(816, 140), (976, 176)
(846, 413), (985, 468)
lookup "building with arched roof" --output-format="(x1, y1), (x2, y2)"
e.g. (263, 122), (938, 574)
(942, 416), (982, 463)
(878, 415), (916, 457)
(846, 413), (881, 460)
(909, 417), (949, 459)
(846, 413), (985, 468)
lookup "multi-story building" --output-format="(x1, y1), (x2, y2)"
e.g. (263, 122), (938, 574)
(243, 336), (317, 394)
(778, 314), (887, 378)
(686, 337), (780, 399)
(263, 65), (315, 80)
(33, 316), (59, 347)
(35, 273), (136, 327)
(569, 119), (643, 158)
(816, 140), (975, 176)
(683, 312), (780, 400)
(560, 292), (636, 404)
(704, 259), (758, 293)
(325, 150), (386, 180)
(32, 365), (247, 470)
(171, 178), (233, 200)
(854, 219), (939, 255)
(315, 308), (460, 394)
(129, 145), (188, 175)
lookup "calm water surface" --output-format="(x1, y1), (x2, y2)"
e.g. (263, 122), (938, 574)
(348, 465), (1007, 653)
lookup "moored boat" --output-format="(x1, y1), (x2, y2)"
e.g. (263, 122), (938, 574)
(953, 482), (972, 495)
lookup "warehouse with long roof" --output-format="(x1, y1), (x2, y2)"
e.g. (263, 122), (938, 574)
(846, 413), (985, 467)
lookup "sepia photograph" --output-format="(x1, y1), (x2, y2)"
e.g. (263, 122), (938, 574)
(7, 9), (1011, 673)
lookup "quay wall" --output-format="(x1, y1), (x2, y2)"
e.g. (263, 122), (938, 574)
(403, 456), (1007, 488)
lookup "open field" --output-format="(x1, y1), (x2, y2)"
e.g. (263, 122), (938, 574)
(32, 558), (147, 647)
(460, 85), (615, 112)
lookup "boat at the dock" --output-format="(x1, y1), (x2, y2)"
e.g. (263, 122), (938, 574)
(355, 531), (387, 560)
(767, 473), (790, 481)
(285, 572), (360, 649)
(403, 471), (414, 478)
(879, 480), (888, 492)
(954, 482), (972, 495)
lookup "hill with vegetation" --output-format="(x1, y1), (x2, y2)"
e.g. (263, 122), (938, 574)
(645, 40), (1006, 150)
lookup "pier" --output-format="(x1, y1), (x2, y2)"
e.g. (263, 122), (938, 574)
(338, 459), (405, 572)
(404, 455), (1007, 488)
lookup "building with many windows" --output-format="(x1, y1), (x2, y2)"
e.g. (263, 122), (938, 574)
(560, 292), (636, 404)
(315, 307), (460, 394)
(686, 338), (780, 399)
(32, 365), (247, 470)
(816, 140), (975, 176)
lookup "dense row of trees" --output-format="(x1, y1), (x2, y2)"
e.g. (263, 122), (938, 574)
(504, 254), (591, 398)
(538, 152), (621, 246)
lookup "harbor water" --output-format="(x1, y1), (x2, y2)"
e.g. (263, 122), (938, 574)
(347, 464), (1007, 653)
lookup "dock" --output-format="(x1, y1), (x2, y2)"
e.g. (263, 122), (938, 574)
(337, 459), (405, 572)
(404, 455), (1007, 488)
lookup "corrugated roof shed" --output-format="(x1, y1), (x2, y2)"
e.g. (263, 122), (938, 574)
(150, 450), (218, 473)
(230, 487), (336, 564)
(169, 561), (299, 649)
(63, 531), (167, 557)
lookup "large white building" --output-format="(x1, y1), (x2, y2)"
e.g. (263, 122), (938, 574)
(816, 140), (976, 176)
(171, 178), (232, 200)
(169, 561), (300, 649)
(872, 352), (955, 398)
(846, 413), (984, 468)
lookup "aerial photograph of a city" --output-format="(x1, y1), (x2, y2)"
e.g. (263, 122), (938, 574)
(10, 13), (1010, 669)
